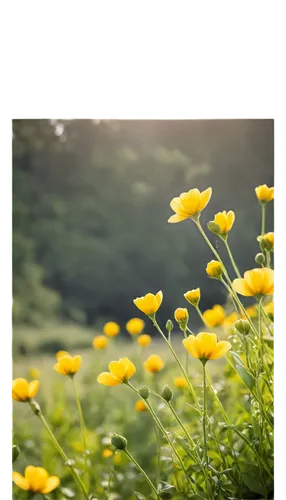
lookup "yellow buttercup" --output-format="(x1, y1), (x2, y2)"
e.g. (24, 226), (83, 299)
(97, 357), (136, 386)
(12, 378), (40, 402)
(13, 466), (60, 494)
(168, 187), (212, 223)
(183, 332), (231, 362)
(54, 352), (82, 376)
(203, 305), (225, 327)
(133, 291), (163, 316)
(233, 268), (274, 296)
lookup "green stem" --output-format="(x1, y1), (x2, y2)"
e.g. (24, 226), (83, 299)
(29, 402), (89, 500)
(202, 364), (208, 465)
(261, 203), (266, 237)
(151, 317), (201, 413)
(124, 449), (161, 499)
(195, 305), (208, 327)
(153, 420), (161, 489)
(224, 239), (241, 278)
(258, 297), (263, 368)
(71, 377), (88, 486)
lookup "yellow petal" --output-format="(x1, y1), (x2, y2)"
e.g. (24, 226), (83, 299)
(25, 466), (48, 492)
(183, 336), (200, 359)
(108, 360), (126, 379)
(12, 378), (29, 401)
(40, 476), (60, 494)
(226, 211), (235, 230)
(198, 187), (212, 211)
(262, 267), (274, 294)
(155, 290), (163, 310)
(97, 372), (122, 386)
(120, 358), (136, 379)
(28, 380), (40, 398)
(196, 332), (217, 358)
(56, 350), (69, 360)
(232, 278), (253, 296)
(57, 355), (73, 375)
(168, 214), (189, 223)
(209, 341), (231, 360)
(71, 356), (82, 373)
(12, 472), (29, 490)
(170, 197), (189, 215)
(180, 189), (201, 214)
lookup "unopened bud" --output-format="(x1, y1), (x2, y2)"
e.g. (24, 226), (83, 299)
(255, 253), (265, 265)
(111, 433), (127, 450)
(166, 319), (174, 332)
(234, 319), (250, 335)
(12, 445), (20, 463)
(206, 260), (223, 279)
(174, 308), (189, 327)
(29, 400), (41, 416)
(161, 385), (173, 402)
(138, 386), (149, 400)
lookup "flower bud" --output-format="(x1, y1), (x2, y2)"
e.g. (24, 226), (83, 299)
(138, 386), (150, 400)
(161, 385), (173, 402)
(259, 232), (274, 252)
(166, 319), (174, 332)
(234, 319), (250, 335)
(206, 260), (223, 279)
(29, 400), (41, 416)
(207, 221), (221, 234)
(255, 253), (265, 265)
(12, 445), (20, 463)
(184, 288), (201, 307)
(111, 433), (127, 450)
(174, 308), (189, 326)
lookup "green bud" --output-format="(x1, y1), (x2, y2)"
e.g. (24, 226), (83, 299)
(29, 400), (41, 416)
(166, 319), (174, 332)
(12, 444), (20, 463)
(138, 386), (149, 400)
(161, 385), (173, 402)
(255, 253), (265, 265)
(234, 319), (250, 335)
(207, 221), (221, 235)
(111, 433), (127, 450)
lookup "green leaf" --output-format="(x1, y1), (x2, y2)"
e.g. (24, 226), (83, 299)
(242, 473), (265, 495)
(236, 364), (255, 390)
(230, 350), (244, 367)
(134, 492), (147, 500)
(174, 434), (196, 457)
(207, 450), (223, 463)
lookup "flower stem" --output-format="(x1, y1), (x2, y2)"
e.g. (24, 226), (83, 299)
(71, 376), (88, 487)
(152, 318), (201, 412)
(195, 305), (208, 327)
(29, 401), (89, 500)
(202, 363), (208, 466)
(124, 449), (161, 499)
(224, 239), (241, 278)
(261, 203), (266, 236)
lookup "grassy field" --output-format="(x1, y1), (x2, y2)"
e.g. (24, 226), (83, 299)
(12, 321), (274, 500)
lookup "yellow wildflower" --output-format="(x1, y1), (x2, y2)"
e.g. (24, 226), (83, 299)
(174, 308), (189, 323)
(184, 288), (201, 306)
(103, 322), (120, 337)
(168, 187), (212, 223)
(255, 184), (274, 203)
(126, 318), (145, 335)
(137, 334), (152, 347)
(203, 305), (225, 327)
(12, 378), (40, 402)
(259, 232), (274, 251)
(97, 358), (136, 386)
(233, 268), (274, 296)
(210, 210), (235, 235)
(144, 355), (164, 373)
(13, 466), (60, 494)
(206, 260), (223, 279)
(183, 332), (231, 361)
(174, 376), (188, 389)
(135, 400), (148, 412)
(133, 291), (163, 316)
(54, 353), (82, 376)
(92, 336), (108, 350)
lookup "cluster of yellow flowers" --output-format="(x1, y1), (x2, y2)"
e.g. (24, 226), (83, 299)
(92, 317), (152, 350)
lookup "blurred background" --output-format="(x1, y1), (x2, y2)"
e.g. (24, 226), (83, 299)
(12, 119), (274, 355)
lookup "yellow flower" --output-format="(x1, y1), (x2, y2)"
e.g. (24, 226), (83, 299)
(233, 268), (274, 296)
(259, 232), (274, 251)
(168, 187), (212, 223)
(126, 318), (145, 335)
(56, 350), (69, 359)
(144, 355), (164, 373)
(223, 312), (239, 327)
(133, 291), (163, 316)
(210, 210), (235, 235)
(137, 334), (152, 347)
(135, 400), (148, 412)
(174, 308), (189, 323)
(103, 322), (120, 337)
(206, 260), (223, 279)
(92, 336), (108, 350)
(12, 378), (40, 402)
(174, 376), (188, 389)
(245, 305), (257, 318)
(203, 305), (225, 327)
(184, 288), (201, 306)
(102, 448), (113, 458)
(28, 368), (40, 379)
(54, 353), (82, 376)
(255, 184), (274, 203)
(97, 357), (136, 386)
(12, 466), (60, 494)
(264, 301), (274, 319)
(183, 332), (231, 361)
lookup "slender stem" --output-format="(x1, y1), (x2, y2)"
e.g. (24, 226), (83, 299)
(183, 325), (189, 375)
(29, 402), (89, 500)
(71, 377), (88, 485)
(195, 305), (208, 327)
(152, 317), (201, 412)
(124, 449), (161, 499)
(261, 203), (266, 237)
(153, 420), (161, 488)
(258, 297), (263, 368)
(224, 239), (241, 278)
(202, 364), (208, 465)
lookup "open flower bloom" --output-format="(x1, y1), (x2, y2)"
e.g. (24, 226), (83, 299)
(233, 268), (274, 296)
(103, 321), (120, 337)
(54, 353), (82, 375)
(126, 318), (145, 335)
(203, 305), (225, 327)
(184, 288), (201, 306)
(12, 378), (40, 402)
(174, 376), (188, 389)
(144, 354), (164, 373)
(211, 210), (235, 234)
(97, 357), (136, 386)
(137, 334), (152, 347)
(12, 466), (60, 494)
(133, 291), (163, 316)
(135, 400), (148, 412)
(255, 184), (274, 202)
(168, 187), (212, 223)
(92, 335), (108, 350)
(183, 332), (231, 361)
